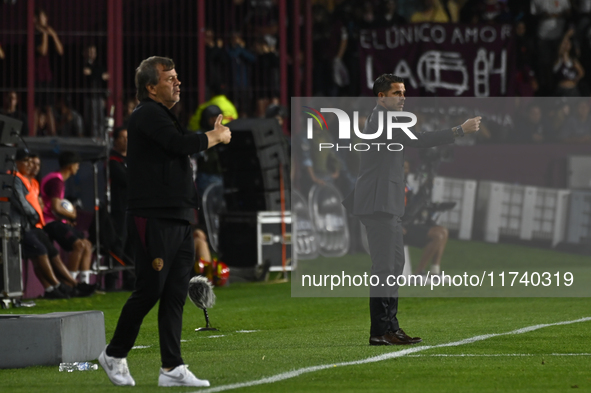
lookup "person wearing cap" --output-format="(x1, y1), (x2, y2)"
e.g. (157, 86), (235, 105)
(40, 151), (94, 286)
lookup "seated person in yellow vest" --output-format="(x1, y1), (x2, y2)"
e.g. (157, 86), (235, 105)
(40, 151), (94, 286)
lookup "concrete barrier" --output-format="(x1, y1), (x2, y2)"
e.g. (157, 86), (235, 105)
(0, 311), (105, 369)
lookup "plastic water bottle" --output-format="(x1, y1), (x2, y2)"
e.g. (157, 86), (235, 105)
(58, 362), (99, 372)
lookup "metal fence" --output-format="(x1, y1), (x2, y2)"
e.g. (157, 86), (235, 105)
(0, 0), (312, 137)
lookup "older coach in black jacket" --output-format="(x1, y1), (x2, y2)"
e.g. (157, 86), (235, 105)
(343, 74), (481, 346)
(99, 56), (231, 388)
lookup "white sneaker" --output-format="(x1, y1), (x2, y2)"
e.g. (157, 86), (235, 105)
(158, 364), (210, 387)
(98, 347), (136, 386)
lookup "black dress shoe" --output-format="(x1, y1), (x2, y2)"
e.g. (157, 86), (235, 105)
(369, 329), (422, 346)
(391, 329), (422, 344)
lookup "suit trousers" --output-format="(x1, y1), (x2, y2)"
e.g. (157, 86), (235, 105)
(107, 216), (195, 368)
(359, 213), (405, 336)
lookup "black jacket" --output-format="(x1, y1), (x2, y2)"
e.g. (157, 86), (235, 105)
(127, 98), (209, 211)
(343, 105), (455, 217)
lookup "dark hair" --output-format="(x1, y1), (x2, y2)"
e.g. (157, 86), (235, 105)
(200, 105), (222, 130)
(58, 151), (82, 168)
(372, 74), (404, 96)
(135, 56), (175, 101)
(34, 8), (46, 18)
(113, 126), (127, 140)
(265, 104), (286, 119)
(15, 148), (31, 162)
(29, 153), (39, 160)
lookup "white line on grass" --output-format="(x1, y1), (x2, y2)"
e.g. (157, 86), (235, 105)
(407, 353), (591, 357)
(192, 316), (591, 393)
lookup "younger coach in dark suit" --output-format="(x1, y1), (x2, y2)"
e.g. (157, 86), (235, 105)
(343, 74), (481, 346)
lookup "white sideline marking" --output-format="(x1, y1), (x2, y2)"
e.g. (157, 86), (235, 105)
(207, 335), (225, 338)
(132, 345), (150, 349)
(193, 316), (591, 393)
(408, 353), (591, 357)
(236, 330), (260, 333)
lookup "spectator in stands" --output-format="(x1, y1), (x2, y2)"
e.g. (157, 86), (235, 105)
(410, 0), (454, 23)
(312, 5), (349, 96)
(511, 103), (549, 143)
(34, 8), (62, 137)
(357, 1), (376, 28)
(54, 95), (84, 137)
(530, 0), (571, 95)
(1, 91), (29, 135)
(574, 0), (591, 95)
(35, 110), (53, 136)
(553, 29), (585, 97)
(226, 31), (256, 116)
(188, 82), (238, 131)
(253, 36), (280, 118)
(374, 0), (407, 27)
(82, 44), (109, 138)
(560, 99), (591, 143)
(403, 161), (450, 281)
(41, 151), (95, 286)
(473, 0), (513, 24)
(204, 29), (230, 93)
(514, 20), (539, 96)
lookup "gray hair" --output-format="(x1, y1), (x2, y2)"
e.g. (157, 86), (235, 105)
(135, 56), (175, 101)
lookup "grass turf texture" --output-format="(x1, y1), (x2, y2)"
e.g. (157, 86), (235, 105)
(1, 240), (590, 392)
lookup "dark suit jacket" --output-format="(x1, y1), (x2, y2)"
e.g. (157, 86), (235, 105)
(343, 105), (455, 217)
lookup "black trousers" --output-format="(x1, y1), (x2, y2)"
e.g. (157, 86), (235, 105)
(359, 213), (405, 337)
(107, 216), (194, 368)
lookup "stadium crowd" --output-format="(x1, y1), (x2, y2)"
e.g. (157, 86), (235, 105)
(1, 0), (591, 298)
(0, 0), (590, 143)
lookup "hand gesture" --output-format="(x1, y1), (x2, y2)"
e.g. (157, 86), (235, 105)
(214, 114), (231, 144)
(461, 116), (482, 134)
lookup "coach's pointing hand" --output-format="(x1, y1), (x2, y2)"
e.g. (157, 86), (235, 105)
(461, 116), (482, 134)
(206, 114), (232, 148)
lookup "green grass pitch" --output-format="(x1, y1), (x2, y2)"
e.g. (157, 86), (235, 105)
(1, 239), (591, 392)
